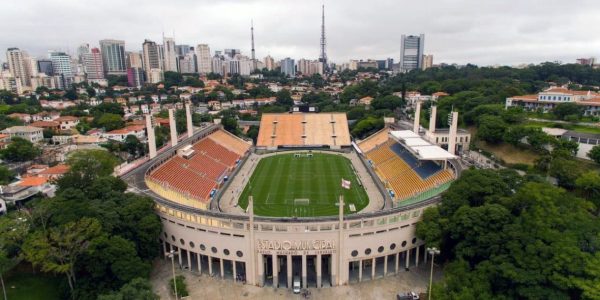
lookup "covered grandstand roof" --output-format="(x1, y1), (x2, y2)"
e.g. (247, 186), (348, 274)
(389, 130), (456, 160)
(257, 113), (351, 148)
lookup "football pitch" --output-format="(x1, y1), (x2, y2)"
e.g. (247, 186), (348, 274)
(238, 153), (369, 217)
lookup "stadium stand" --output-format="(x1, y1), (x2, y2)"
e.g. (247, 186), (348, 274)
(208, 130), (251, 156)
(357, 128), (389, 153)
(147, 130), (249, 207)
(257, 113), (352, 148)
(362, 139), (454, 201)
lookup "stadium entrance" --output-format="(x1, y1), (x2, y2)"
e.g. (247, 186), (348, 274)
(259, 253), (334, 288)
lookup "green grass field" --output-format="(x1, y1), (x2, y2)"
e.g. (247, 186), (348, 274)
(238, 153), (369, 217)
(5, 271), (64, 300)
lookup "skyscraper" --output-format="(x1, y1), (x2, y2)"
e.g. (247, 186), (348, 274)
(400, 34), (425, 73)
(127, 67), (145, 88)
(99, 39), (127, 75)
(142, 40), (162, 78)
(127, 51), (143, 69)
(178, 52), (197, 74)
(48, 51), (73, 87)
(37, 60), (53, 76)
(77, 43), (90, 63)
(264, 55), (275, 71)
(280, 58), (295, 77)
(422, 54), (433, 70)
(6, 48), (30, 86)
(83, 48), (105, 80)
(196, 44), (212, 74)
(162, 37), (178, 72)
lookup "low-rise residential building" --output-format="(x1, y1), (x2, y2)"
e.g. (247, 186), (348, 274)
(55, 116), (80, 131)
(506, 87), (600, 116)
(103, 125), (146, 142)
(30, 121), (60, 131)
(0, 133), (11, 149)
(1, 126), (44, 143)
(8, 113), (32, 123)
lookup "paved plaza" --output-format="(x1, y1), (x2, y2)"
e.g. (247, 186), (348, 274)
(150, 258), (442, 300)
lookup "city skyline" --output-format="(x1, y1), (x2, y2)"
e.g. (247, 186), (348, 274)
(2, 0), (600, 66)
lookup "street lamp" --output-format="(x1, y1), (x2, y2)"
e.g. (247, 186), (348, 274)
(426, 247), (440, 300)
(165, 250), (179, 300)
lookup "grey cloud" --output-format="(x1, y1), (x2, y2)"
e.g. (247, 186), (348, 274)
(2, 0), (600, 66)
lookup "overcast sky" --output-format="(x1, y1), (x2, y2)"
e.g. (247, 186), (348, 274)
(3, 0), (600, 66)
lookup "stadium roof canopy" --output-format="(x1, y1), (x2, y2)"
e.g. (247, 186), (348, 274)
(389, 130), (457, 161)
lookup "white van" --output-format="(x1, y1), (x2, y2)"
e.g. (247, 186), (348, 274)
(293, 276), (301, 294)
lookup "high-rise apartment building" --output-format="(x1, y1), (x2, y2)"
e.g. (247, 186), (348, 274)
(178, 52), (197, 74)
(127, 51), (143, 69)
(83, 48), (105, 80)
(127, 67), (145, 88)
(422, 54), (433, 70)
(49, 51), (73, 87)
(6, 48), (30, 87)
(280, 58), (295, 77)
(264, 55), (275, 71)
(77, 43), (90, 63)
(176, 45), (192, 56)
(99, 39), (126, 75)
(224, 49), (241, 59)
(211, 55), (224, 76)
(148, 68), (164, 84)
(142, 40), (162, 78)
(400, 34), (425, 72)
(196, 44), (212, 74)
(37, 60), (53, 76)
(162, 37), (178, 72)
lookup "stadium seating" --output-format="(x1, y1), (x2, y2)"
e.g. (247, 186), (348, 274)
(208, 130), (251, 156)
(389, 143), (441, 179)
(357, 129), (389, 153)
(256, 113), (351, 148)
(148, 130), (249, 205)
(365, 139), (454, 201)
(192, 138), (240, 167)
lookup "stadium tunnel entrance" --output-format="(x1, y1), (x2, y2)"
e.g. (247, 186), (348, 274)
(261, 254), (333, 289)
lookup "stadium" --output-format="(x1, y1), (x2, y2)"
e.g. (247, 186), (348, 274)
(124, 104), (462, 289)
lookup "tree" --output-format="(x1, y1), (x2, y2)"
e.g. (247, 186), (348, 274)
(0, 137), (41, 162)
(91, 103), (124, 117)
(417, 168), (600, 299)
(575, 171), (600, 212)
(22, 218), (102, 298)
(0, 165), (14, 185)
(370, 95), (404, 111)
(123, 135), (146, 158)
(552, 102), (583, 120)
(476, 115), (507, 144)
(275, 89), (293, 106)
(221, 116), (239, 135)
(94, 113), (125, 131)
(169, 275), (189, 298)
(97, 278), (159, 300)
(58, 150), (119, 190)
(588, 145), (600, 164)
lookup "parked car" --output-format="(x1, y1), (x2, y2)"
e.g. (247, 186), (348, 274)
(397, 291), (419, 300)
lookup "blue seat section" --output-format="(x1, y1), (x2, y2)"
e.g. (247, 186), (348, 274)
(389, 143), (441, 179)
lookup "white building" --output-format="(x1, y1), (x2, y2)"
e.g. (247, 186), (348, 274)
(196, 44), (212, 74)
(505, 87), (600, 116)
(163, 37), (178, 72)
(6, 48), (31, 87)
(83, 48), (105, 80)
(1, 126), (44, 143)
(149, 68), (164, 84)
